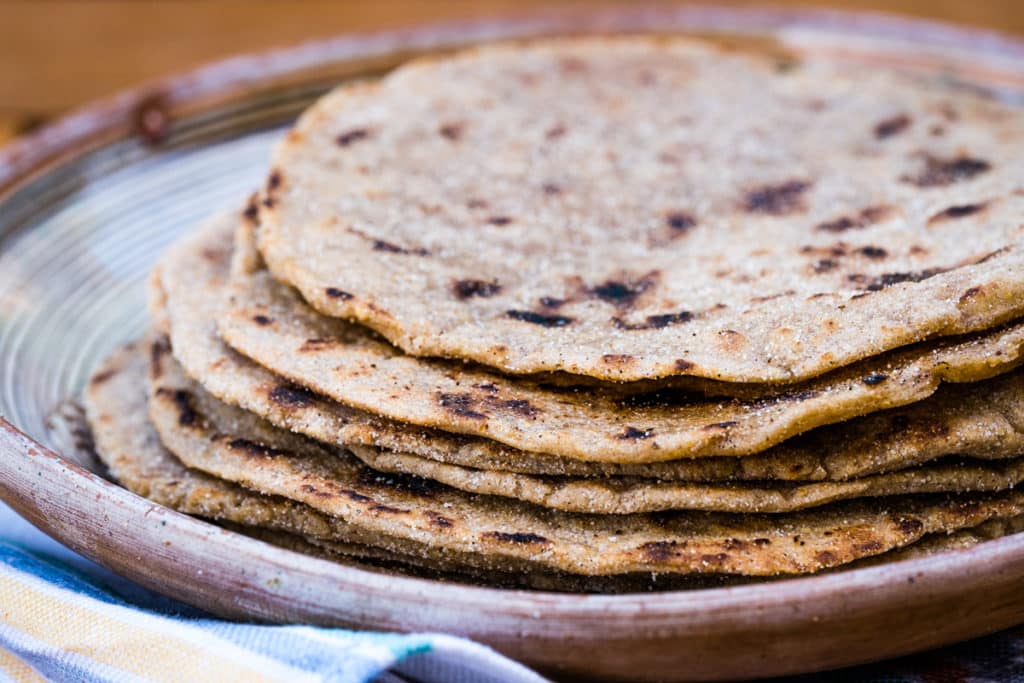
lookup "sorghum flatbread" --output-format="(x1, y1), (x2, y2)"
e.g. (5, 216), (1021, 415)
(151, 224), (1024, 482)
(154, 329), (1024, 514)
(144, 341), (1024, 576)
(151, 211), (1024, 475)
(258, 37), (1024, 382)
(349, 445), (1024, 515)
(154, 318), (1024, 513)
(73, 333), (1024, 589)
(87, 339), (684, 591)
(215, 216), (1024, 462)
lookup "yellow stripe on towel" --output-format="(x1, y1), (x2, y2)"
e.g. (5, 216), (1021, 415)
(0, 645), (47, 683)
(0, 569), (311, 683)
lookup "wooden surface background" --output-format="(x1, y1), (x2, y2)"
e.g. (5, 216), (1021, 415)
(1, 0), (1022, 145)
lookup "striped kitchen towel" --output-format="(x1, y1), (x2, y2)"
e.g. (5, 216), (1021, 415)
(0, 513), (548, 683)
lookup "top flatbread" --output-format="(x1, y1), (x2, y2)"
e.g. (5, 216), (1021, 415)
(152, 213), (1024, 481)
(259, 37), (1024, 382)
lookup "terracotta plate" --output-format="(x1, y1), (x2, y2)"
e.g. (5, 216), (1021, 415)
(2, 7), (1024, 681)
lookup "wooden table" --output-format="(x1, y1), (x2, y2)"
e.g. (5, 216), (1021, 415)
(1, 0), (1022, 145)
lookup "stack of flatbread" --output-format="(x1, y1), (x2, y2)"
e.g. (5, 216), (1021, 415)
(84, 37), (1024, 591)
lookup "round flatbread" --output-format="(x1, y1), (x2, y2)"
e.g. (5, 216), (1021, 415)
(258, 37), (1024, 382)
(88, 339), (701, 591)
(141, 340), (1024, 576)
(349, 445), (1024, 515)
(152, 217), (1024, 483)
(215, 214), (1024, 462)
(74, 343), (1024, 586)
(85, 340), (378, 549)
(152, 216), (1024, 483)
(154, 332), (1024, 514)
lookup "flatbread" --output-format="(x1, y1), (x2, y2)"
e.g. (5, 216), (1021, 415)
(84, 339), (1024, 582)
(349, 445), (1024, 515)
(151, 225), (1024, 482)
(233, 525), (732, 592)
(215, 215), (1024, 462)
(251, 514), (1024, 589)
(85, 341), (375, 547)
(87, 339), (688, 591)
(155, 335), (1024, 514)
(258, 37), (1024, 382)
(144, 341), (1024, 576)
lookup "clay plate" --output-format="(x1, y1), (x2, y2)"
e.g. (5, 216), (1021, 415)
(2, 7), (1024, 681)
